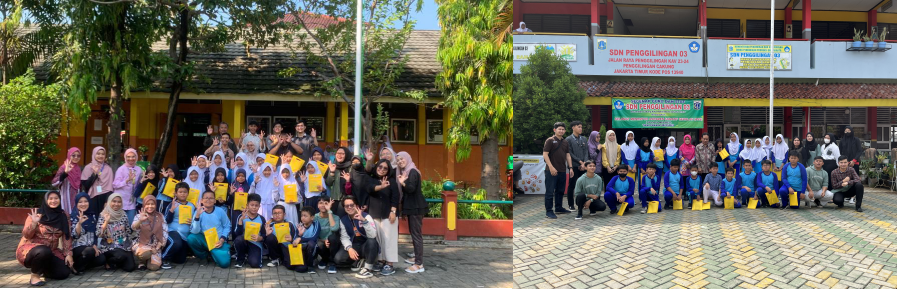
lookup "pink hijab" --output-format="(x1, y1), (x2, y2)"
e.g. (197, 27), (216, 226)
(81, 146), (114, 198)
(57, 147), (82, 193)
(123, 148), (138, 168)
(679, 135), (696, 161)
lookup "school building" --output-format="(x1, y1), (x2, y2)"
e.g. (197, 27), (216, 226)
(48, 27), (512, 187)
(514, 0), (897, 150)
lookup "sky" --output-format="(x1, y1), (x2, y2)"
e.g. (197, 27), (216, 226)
(406, 0), (440, 30)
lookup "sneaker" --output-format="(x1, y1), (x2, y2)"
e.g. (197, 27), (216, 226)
(266, 259), (280, 267)
(568, 206), (576, 211)
(555, 208), (572, 214)
(161, 262), (172, 270)
(546, 211), (557, 219)
(814, 199), (822, 207)
(856, 208), (864, 212)
(849, 197), (856, 204)
(575, 213), (583, 220)
(404, 258), (415, 265)
(317, 261), (327, 270)
(356, 268), (374, 278)
(610, 208), (618, 215)
(351, 260), (363, 272)
(308, 269), (317, 274)
(327, 265), (337, 274)
(405, 265), (425, 274)
(640, 208), (647, 214)
(406, 252), (415, 259)
(373, 262), (384, 272)
(380, 264), (395, 276)
(234, 261), (244, 268)
(589, 211), (598, 216)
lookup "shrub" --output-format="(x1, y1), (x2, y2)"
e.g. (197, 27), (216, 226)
(421, 179), (512, 220)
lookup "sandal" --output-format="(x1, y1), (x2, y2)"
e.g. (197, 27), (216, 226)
(404, 264), (425, 274)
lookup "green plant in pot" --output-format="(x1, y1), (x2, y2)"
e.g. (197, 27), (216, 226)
(138, 145), (149, 161)
(864, 34), (875, 48)
(853, 28), (865, 48)
(868, 169), (880, 187)
(880, 27), (889, 49)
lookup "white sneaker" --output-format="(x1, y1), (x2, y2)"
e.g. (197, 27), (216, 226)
(849, 197), (856, 204)
(266, 259), (280, 267)
(640, 208), (646, 214)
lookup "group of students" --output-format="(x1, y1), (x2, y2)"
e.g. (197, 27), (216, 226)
(16, 137), (429, 286)
(543, 121), (867, 219)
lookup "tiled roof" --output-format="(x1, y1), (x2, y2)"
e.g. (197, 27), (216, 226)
(276, 12), (351, 29)
(579, 81), (897, 99)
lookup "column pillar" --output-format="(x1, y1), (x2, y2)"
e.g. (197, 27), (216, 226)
(803, 107), (810, 137)
(591, 0), (600, 35)
(784, 107), (793, 139)
(802, 0), (812, 39)
(591, 105), (602, 132)
(869, 10), (878, 39)
(785, 6), (793, 38)
(326, 102), (336, 145)
(340, 102), (349, 148)
(869, 107), (878, 143)
(443, 107), (455, 181)
(606, 0), (614, 34)
(513, 0), (523, 32)
(222, 100), (245, 136)
(699, 0), (707, 38)
(700, 106), (707, 134)
(418, 104), (426, 145)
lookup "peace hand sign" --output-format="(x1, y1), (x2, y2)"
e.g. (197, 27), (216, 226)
(64, 159), (73, 173)
(191, 156), (198, 167)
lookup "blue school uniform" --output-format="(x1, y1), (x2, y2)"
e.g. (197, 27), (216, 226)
(737, 170), (758, 205)
(720, 177), (741, 207)
(728, 144), (743, 174)
(187, 206), (232, 268)
(684, 175), (703, 202)
(604, 175), (635, 213)
(639, 174), (662, 211)
(663, 171), (684, 206)
(663, 151), (679, 174)
(755, 171), (781, 208)
(778, 162), (807, 209)
(636, 150), (654, 180)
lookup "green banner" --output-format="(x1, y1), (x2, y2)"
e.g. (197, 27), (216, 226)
(611, 98), (704, 128)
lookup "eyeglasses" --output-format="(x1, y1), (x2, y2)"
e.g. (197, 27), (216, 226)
(344, 204), (356, 208)
(71, 154), (81, 158)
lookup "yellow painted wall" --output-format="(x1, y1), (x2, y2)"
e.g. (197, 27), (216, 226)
(222, 100), (245, 135)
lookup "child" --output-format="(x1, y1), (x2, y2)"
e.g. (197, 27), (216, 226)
(263, 205), (299, 267)
(314, 197), (341, 273)
(752, 138), (767, 170)
(574, 161), (607, 219)
(755, 160), (782, 208)
(155, 164), (180, 214)
(196, 155), (211, 184)
(162, 183), (193, 269)
(702, 165), (723, 206)
(770, 134), (789, 172)
(277, 165), (300, 225)
(285, 207), (319, 273)
(604, 165), (635, 215)
(300, 162), (326, 208)
(639, 163), (662, 214)
(250, 163), (277, 222)
(183, 167), (205, 206)
(636, 137), (654, 183)
(713, 139), (726, 177)
(719, 168), (741, 208)
(806, 156), (834, 208)
(207, 168), (229, 209)
(227, 169), (252, 233)
(664, 136), (679, 174)
(650, 137), (665, 173)
(778, 153), (807, 209)
(254, 153), (266, 174)
(233, 193), (266, 268)
(208, 151), (228, 185)
(186, 190), (232, 268)
(738, 161), (758, 208)
(726, 132), (742, 175)
(738, 139), (754, 175)
(230, 152), (254, 184)
(132, 165), (160, 212)
(620, 132), (639, 179)
(684, 165), (702, 209)
(663, 159), (685, 209)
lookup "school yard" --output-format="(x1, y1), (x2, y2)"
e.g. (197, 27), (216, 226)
(513, 187), (897, 289)
(0, 232), (511, 288)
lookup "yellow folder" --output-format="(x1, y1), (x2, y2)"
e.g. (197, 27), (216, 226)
(748, 198), (758, 209)
(692, 200), (703, 211)
(233, 192), (248, 211)
(653, 150), (665, 161)
(162, 179), (179, 198)
(243, 221), (260, 242)
(289, 156), (306, 174)
(626, 172), (636, 180)
(719, 149), (730, 160)
(178, 205), (192, 224)
(213, 182), (228, 202)
(139, 183), (156, 199)
(265, 154), (280, 167)
(724, 196), (734, 209)
(317, 161), (328, 172)
(309, 174), (324, 192)
(204, 227), (218, 251)
(188, 188), (200, 207)
(702, 200), (711, 210)
(617, 202), (628, 216)
(647, 201), (659, 213)
(275, 222), (290, 243)
(284, 184), (298, 203)
(789, 192), (798, 206)
(288, 244), (304, 265)
(773, 169), (782, 181)
(766, 191), (779, 205)
(673, 199), (683, 210)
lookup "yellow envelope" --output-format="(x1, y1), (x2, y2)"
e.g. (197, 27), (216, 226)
(317, 161), (328, 172)
(748, 198), (758, 209)
(288, 244), (304, 265)
(617, 202), (628, 216)
(789, 192), (798, 207)
(724, 196), (734, 209)
(139, 182), (156, 199)
(234, 192), (248, 211)
(289, 156), (306, 174)
(773, 169), (782, 181)
(719, 149), (730, 160)
(275, 222), (290, 243)
(213, 182), (228, 201)
(265, 154), (280, 167)
(766, 191), (779, 205)
(178, 205), (192, 224)
(626, 171), (636, 180)
(188, 188), (200, 207)
(162, 178), (179, 198)
(284, 184), (298, 203)
(653, 150), (665, 161)
(692, 200), (703, 211)
(309, 174), (323, 192)
(243, 221), (260, 242)
(702, 200), (711, 210)
(647, 201), (659, 213)
(204, 227), (218, 251)
(673, 199), (683, 210)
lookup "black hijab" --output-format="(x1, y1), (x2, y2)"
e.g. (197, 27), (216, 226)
(840, 125), (863, 160)
(70, 192), (97, 234)
(639, 137), (651, 153)
(822, 133), (837, 150)
(133, 164), (161, 201)
(802, 132), (817, 162)
(334, 147), (353, 171)
(167, 164), (181, 180)
(38, 191), (71, 239)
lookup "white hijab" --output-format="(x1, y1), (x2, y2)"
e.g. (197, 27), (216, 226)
(727, 132), (740, 155)
(233, 152), (251, 173)
(302, 162), (324, 197)
(277, 164), (298, 202)
(752, 138), (767, 161)
(254, 153), (267, 174)
(605, 130), (620, 165)
(650, 137), (662, 151)
(207, 151), (226, 184)
(772, 134), (789, 160)
(738, 139), (754, 161)
(620, 131), (639, 160)
(665, 136), (678, 156)
(254, 163), (277, 205)
(183, 166), (205, 193)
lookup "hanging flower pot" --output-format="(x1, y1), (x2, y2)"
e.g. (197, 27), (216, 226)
(853, 41), (863, 48)
(866, 41), (876, 48)
(879, 41), (888, 49)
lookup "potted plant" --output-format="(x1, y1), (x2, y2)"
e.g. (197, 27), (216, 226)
(868, 169), (880, 187)
(853, 28), (864, 48)
(864, 34), (875, 48)
(880, 27), (889, 49)
(138, 145), (149, 161)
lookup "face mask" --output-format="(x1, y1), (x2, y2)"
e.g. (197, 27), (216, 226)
(618, 173), (627, 178)
(824, 139), (831, 144)
(353, 163), (364, 171)
(691, 171), (697, 176)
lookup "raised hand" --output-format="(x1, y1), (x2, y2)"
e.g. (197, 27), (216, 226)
(398, 174), (408, 186)
(207, 184), (216, 192)
(28, 208), (42, 224)
(273, 178), (280, 187)
(311, 128), (317, 139)
(341, 171), (351, 182)
(78, 213), (88, 224)
(381, 176), (390, 187)
(230, 185), (238, 194)
(212, 137), (220, 147)
(298, 171), (307, 183)
(64, 159), (73, 173)
(191, 156), (198, 167)
(365, 150), (374, 160)
(195, 204), (204, 218)
(137, 212), (148, 223)
(328, 163), (336, 173)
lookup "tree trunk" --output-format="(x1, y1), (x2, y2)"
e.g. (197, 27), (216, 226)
(363, 102), (376, 156)
(480, 131), (501, 200)
(106, 75), (124, 171)
(151, 9), (190, 168)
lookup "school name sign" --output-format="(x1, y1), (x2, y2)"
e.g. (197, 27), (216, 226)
(612, 98), (704, 129)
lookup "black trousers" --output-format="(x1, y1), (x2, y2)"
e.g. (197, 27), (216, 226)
(264, 234), (285, 262)
(833, 183), (864, 209)
(234, 236), (264, 268)
(281, 240), (316, 272)
(103, 248), (136, 272)
(575, 194), (607, 214)
(567, 168), (585, 207)
(316, 233), (341, 266)
(163, 232), (188, 264)
(406, 214), (424, 265)
(23, 245), (70, 280)
(334, 238), (380, 267)
(72, 246), (106, 273)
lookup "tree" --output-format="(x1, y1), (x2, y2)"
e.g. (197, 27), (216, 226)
(279, 0), (424, 155)
(436, 0), (512, 200)
(513, 46), (589, 154)
(0, 0), (63, 84)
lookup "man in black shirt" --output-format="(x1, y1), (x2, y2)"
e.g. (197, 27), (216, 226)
(543, 122), (573, 219)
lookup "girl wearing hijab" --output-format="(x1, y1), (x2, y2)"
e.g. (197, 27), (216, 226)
(277, 164), (300, 225)
(113, 148), (144, 223)
(713, 139), (726, 177)
(369, 159), (400, 275)
(254, 153), (267, 174)
(207, 167), (230, 209)
(132, 165), (160, 212)
(738, 139), (755, 171)
(761, 136), (773, 161)
(635, 137), (654, 182)
(230, 152), (254, 184)
(183, 166), (205, 207)
(620, 131), (639, 179)
(250, 163), (278, 221)
(155, 164), (180, 214)
(17, 191), (73, 285)
(587, 131), (605, 183)
(802, 132), (821, 168)
(770, 134), (789, 172)
(601, 131), (622, 187)
(300, 162), (325, 210)
(726, 133), (742, 175)
(649, 137), (664, 173)
(751, 138), (768, 170)
(195, 155), (212, 184)
(396, 152), (426, 273)
(52, 147), (82, 215)
(679, 135), (696, 175)
(664, 136), (679, 175)
(325, 147), (353, 217)
(131, 195), (167, 271)
(97, 193), (136, 272)
(207, 151), (228, 184)
(820, 133), (841, 188)
(82, 146), (115, 213)
(227, 169), (251, 220)
(70, 192), (105, 275)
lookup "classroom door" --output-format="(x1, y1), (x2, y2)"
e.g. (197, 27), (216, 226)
(84, 111), (109, 162)
(176, 114), (212, 169)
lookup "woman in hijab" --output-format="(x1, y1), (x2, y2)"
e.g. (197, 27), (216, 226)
(70, 192), (104, 275)
(132, 165), (161, 212)
(250, 163), (277, 221)
(636, 137), (654, 182)
(587, 131), (605, 183)
(396, 151), (426, 273)
(325, 147), (353, 217)
(649, 137), (664, 173)
(96, 193), (136, 272)
(52, 147), (82, 215)
(620, 131), (639, 178)
(839, 125), (864, 174)
(155, 164), (180, 214)
(351, 156), (371, 206)
(679, 135), (696, 175)
(820, 133), (841, 188)
(113, 148), (144, 223)
(726, 133), (742, 175)
(17, 191), (73, 285)
(277, 164), (300, 225)
(771, 134), (789, 171)
(375, 146), (399, 178)
(82, 146), (115, 213)
(131, 195), (167, 271)
(802, 132), (821, 168)
(602, 131), (621, 187)
(664, 136), (679, 175)
(368, 159), (400, 275)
